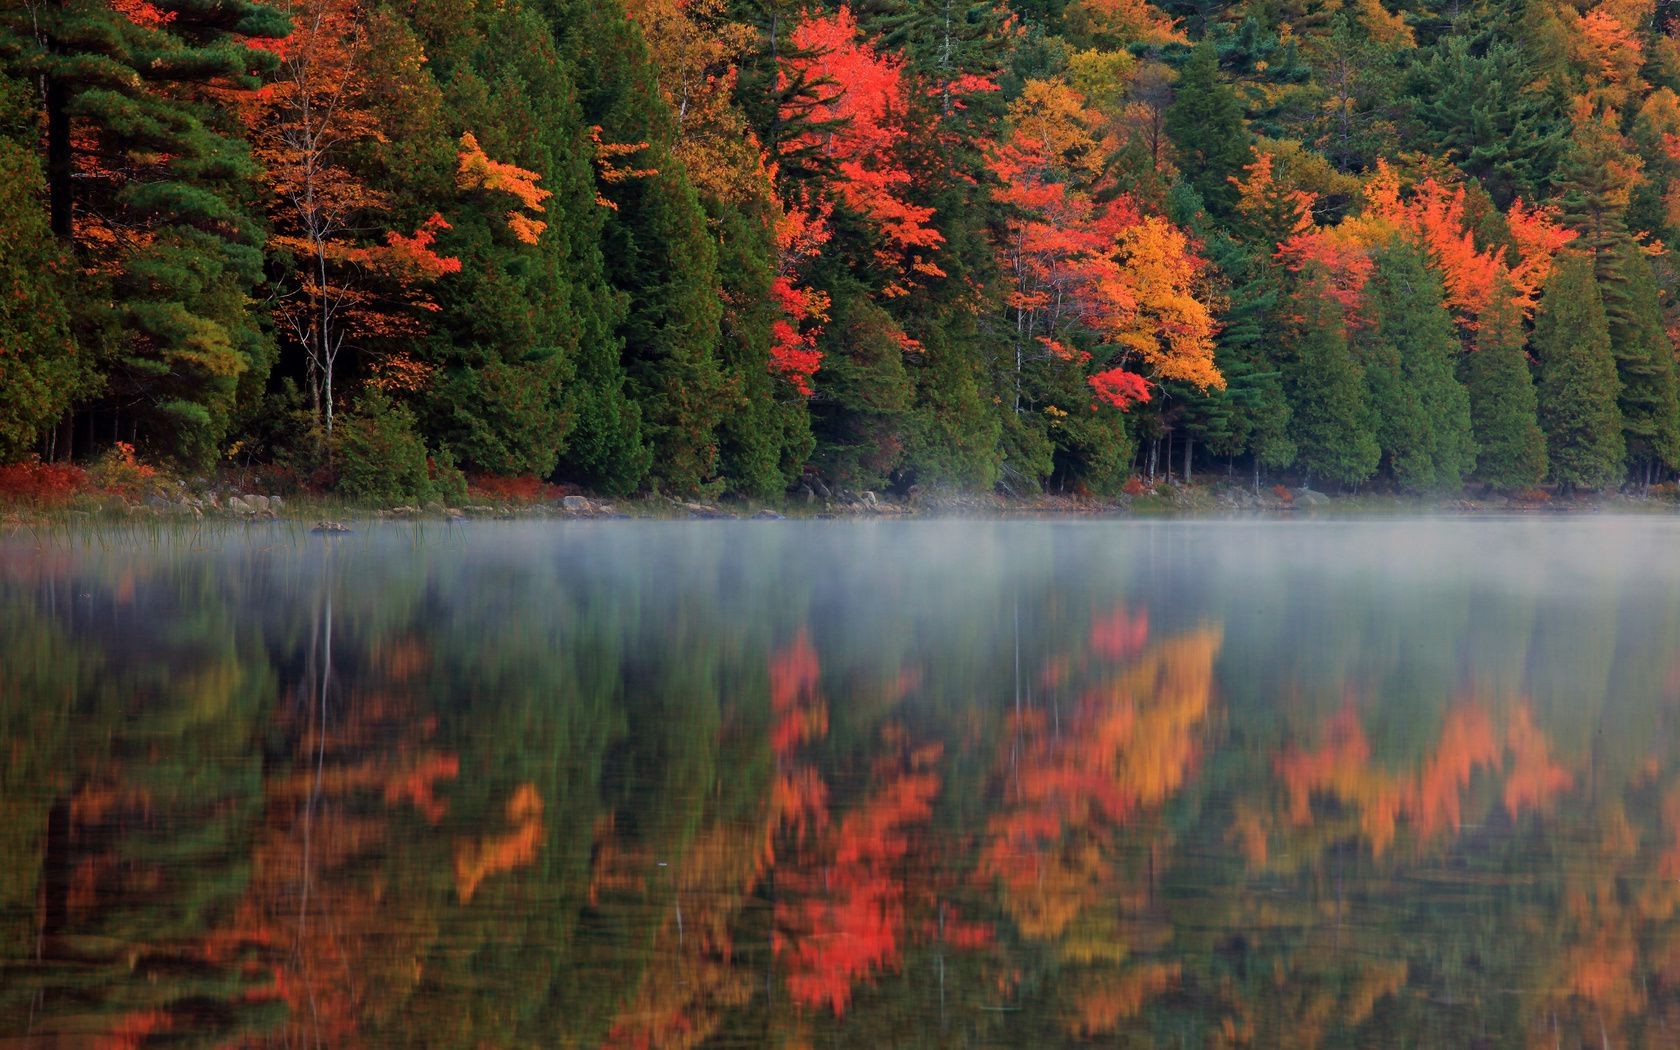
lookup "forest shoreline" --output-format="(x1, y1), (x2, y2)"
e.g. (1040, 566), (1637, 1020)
(3, 480), (1676, 531)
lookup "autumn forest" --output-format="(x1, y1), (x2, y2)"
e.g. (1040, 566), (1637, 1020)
(6, 0), (1680, 499)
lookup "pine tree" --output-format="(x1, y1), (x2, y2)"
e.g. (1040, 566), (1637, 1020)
(1164, 39), (1251, 217)
(1357, 242), (1475, 490)
(0, 0), (290, 465)
(1463, 276), (1547, 489)
(1405, 34), (1567, 207)
(811, 286), (915, 489)
(1286, 270), (1379, 487)
(1534, 253), (1625, 490)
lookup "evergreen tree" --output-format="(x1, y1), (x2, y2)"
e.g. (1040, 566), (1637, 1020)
(811, 287), (916, 489)
(1534, 253), (1626, 490)
(1357, 242), (1475, 490)
(0, 0), (289, 465)
(1165, 39), (1251, 218)
(1286, 271), (1379, 486)
(1405, 34), (1567, 207)
(550, 0), (727, 493)
(1462, 278), (1547, 488)
(1604, 241), (1680, 482)
(0, 87), (88, 459)
(400, 0), (609, 477)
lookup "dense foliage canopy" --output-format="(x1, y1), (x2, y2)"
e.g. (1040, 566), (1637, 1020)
(4, 0), (1680, 494)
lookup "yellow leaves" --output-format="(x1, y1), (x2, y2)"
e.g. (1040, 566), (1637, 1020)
(1105, 217), (1224, 390)
(1008, 79), (1107, 177)
(456, 132), (550, 243)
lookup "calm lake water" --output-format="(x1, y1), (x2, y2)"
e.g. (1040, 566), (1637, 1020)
(4, 518), (1680, 1047)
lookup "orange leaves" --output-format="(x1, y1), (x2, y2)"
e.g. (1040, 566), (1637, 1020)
(456, 132), (551, 244)
(1089, 368), (1151, 409)
(989, 118), (1219, 399)
(589, 126), (659, 211)
(767, 195), (833, 394)
(1268, 156), (1574, 326)
(368, 212), (461, 282)
(110, 0), (174, 29)
(454, 783), (544, 902)
(775, 735), (942, 1014)
(1275, 698), (1575, 858)
(1571, 2), (1647, 111)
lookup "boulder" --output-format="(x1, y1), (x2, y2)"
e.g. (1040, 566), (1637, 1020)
(1294, 487), (1330, 507)
(311, 520), (352, 534)
(247, 494), (271, 512)
(753, 509), (785, 520)
(561, 495), (592, 513)
(226, 495), (254, 514)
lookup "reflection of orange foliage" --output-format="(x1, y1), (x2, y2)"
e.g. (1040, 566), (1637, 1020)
(982, 629), (1221, 943)
(95, 1010), (173, 1049)
(1277, 699), (1576, 857)
(454, 783), (544, 902)
(1069, 962), (1180, 1036)
(382, 753), (460, 824)
(1503, 703), (1572, 817)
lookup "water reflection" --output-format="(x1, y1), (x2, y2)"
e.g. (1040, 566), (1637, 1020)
(4, 519), (1680, 1045)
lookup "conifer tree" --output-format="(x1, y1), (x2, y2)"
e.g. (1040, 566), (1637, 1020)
(1357, 242), (1475, 490)
(1164, 39), (1251, 217)
(1534, 253), (1625, 490)
(1463, 276), (1547, 489)
(0, 0), (290, 464)
(1286, 270), (1379, 487)
(0, 89), (87, 459)
(1604, 241), (1680, 483)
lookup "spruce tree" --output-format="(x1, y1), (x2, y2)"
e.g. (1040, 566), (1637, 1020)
(1463, 278), (1547, 489)
(1357, 243), (1475, 490)
(1534, 253), (1626, 490)
(1164, 40), (1251, 218)
(1286, 271), (1379, 487)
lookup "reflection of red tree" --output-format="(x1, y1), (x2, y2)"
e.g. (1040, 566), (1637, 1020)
(776, 729), (943, 1013)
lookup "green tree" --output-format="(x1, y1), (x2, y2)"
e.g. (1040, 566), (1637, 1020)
(0, 125), (87, 459)
(1357, 242), (1474, 490)
(1462, 278), (1547, 489)
(1534, 253), (1625, 490)
(811, 287), (916, 489)
(1604, 241), (1680, 483)
(1286, 271), (1379, 486)
(1404, 34), (1566, 207)
(1165, 39), (1251, 217)
(0, 0), (289, 465)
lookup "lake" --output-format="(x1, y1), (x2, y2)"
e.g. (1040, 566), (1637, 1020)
(3, 517), (1680, 1047)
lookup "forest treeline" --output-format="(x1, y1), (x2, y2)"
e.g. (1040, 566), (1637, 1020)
(4, 0), (1680, 498)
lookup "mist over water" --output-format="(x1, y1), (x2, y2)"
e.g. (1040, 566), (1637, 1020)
(4, 518), (1680, 1046)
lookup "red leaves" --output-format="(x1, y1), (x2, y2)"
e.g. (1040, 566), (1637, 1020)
(1088, 367), (1151, 410)
(783, 7), (945, 289)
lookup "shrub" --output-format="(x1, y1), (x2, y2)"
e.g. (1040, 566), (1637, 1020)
(0, 458), (87, 505)
(333, 393), (433, 504)
(88, 442), (163, 500)
(428, 448), (469, 507)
